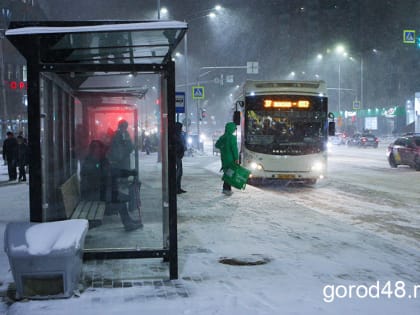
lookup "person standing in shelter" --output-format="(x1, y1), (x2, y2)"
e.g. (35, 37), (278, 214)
(107, 119), (135, 203)
(16, 135), (29, 182)
(2, 131), (18, 181)
(174, 122), (186, 194)
(81, 140), (142, 231)
(215, 122), (239, 196)
(107, 119), (134, 171)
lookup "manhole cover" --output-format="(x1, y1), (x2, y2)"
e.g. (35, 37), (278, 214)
(218, 254), (271, 266)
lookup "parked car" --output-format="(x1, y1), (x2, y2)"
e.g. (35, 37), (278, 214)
(387, 133), (420, 171)
(328, 132), (347, 145)
(347, 133), (379, 148)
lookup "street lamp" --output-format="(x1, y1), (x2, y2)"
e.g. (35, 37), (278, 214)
(349, 49), (379, 111)
(314, 45), (349, 113)
(333, 44), (349, 114)
(182, 5), (223, 135)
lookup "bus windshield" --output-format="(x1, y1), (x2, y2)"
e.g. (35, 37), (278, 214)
(244, 96), (328, 155)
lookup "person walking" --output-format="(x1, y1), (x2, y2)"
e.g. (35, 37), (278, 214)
(143, 135), (151, 155)
(215, 122), (239, 196)
(174, 122), (186, 194)
(2, 131), (18, 181)
(16, 135), (29, 182)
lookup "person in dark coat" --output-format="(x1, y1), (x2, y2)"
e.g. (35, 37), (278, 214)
(174, 122), (186, 194)
(16, 135), (29, 182)
(215, 122), (239, 196)
(107, 119), (134, 171)
(143, 135), (151, 155)
(107, 119), (135, 203)
(2, 131), (18, 181)
(81, 140), (142, 231)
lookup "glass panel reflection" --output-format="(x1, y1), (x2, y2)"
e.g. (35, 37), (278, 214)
(40, 71), (165, 251)
(40, 29), (183, 64)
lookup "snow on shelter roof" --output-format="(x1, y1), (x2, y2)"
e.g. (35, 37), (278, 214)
(5, 21), (188, 35)
(6, 20), (188, 64)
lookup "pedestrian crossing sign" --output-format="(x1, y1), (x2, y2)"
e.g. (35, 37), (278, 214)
(192, 86), (205, 99)
(403, 30), (415, 44)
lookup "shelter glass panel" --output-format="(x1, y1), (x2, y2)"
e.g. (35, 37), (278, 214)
(39, 71), (167, 251)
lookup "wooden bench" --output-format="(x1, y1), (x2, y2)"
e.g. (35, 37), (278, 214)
(60, 174), (106, 228)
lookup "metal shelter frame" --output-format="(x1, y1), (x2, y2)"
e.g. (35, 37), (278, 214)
(6, 20), (187, 279)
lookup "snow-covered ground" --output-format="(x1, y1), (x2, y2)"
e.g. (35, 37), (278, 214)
(1, 142), (420, 315)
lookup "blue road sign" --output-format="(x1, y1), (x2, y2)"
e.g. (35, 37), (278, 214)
(353, 101), (361, 110)
(192, 86), (205, 99)
(403, 30), (415, 43)
(175, 92), (185, 113)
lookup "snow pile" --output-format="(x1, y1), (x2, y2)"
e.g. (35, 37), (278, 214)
(8, 219), (89, 256)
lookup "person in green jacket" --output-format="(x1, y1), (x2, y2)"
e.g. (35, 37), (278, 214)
(215, 122), (239, 195)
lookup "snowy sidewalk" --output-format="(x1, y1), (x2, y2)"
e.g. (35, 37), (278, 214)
(1, 155), (420, 314)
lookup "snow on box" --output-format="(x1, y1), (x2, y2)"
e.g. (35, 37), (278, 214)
(4, 219), (89, 299)
(5, 219), (89, 256)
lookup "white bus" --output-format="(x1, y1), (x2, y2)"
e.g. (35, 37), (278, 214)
(233, 80), (335, 184)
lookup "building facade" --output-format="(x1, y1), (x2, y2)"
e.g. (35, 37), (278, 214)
(1, 0), (46, 141)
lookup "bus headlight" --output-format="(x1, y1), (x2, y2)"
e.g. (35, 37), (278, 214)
(327, 141), (333, 150)
(250, 162), (263, 170)
(311, 161), (325, 172)
(199, 133), (207, 142)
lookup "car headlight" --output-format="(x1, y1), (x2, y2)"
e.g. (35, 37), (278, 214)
(311, 161), (325, 172)
(250, 162), (263, 170)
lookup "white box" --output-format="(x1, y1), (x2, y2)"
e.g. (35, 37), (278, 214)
(4, 219), (88, 299)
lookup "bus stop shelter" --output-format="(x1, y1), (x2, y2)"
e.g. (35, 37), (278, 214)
(6, 20), (187, 279)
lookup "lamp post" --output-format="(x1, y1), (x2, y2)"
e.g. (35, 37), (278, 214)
(349, 54), (364, 109)
(334, 44), (347, 114)
(360, 56), (363, 109)
(318, 45), (370, 115)
(182, 5), (223, 135)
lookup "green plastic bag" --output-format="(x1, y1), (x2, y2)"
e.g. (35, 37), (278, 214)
(222, 164), (251, 190)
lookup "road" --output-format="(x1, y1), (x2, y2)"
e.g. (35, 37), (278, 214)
(260, 143), (420, 250)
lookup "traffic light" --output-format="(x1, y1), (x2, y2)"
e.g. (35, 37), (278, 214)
(417, 36), (420, 48)
(201, 108), (207, 119)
